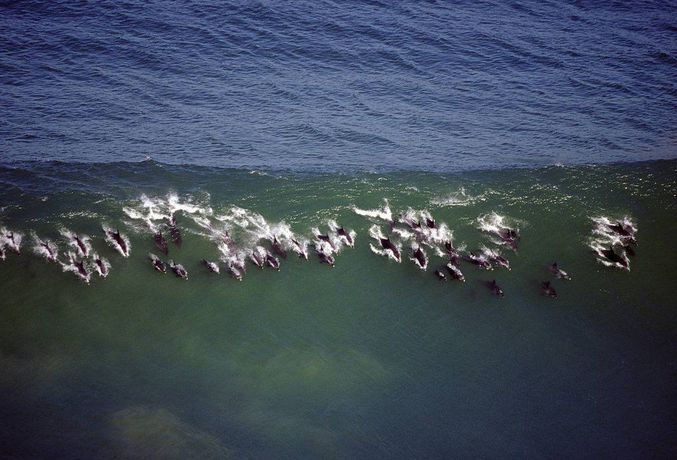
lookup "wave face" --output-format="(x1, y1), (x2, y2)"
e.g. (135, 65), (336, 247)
(1, 1), (676, 171)
(1, 160), (677, 458)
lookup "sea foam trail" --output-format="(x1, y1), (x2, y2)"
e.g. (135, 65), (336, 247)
(354, 199), (392, 222)
(431, 187), (481, 207)
(123, 193), (213, 234)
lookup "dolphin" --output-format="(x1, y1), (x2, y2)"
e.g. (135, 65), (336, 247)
(549, 262), (571, 280)
(32, 235), (59, 262)
(487, 279), (504, 297)
(434, 268), (447, 281)
(290, 238), (309, 260)
(228, 265), (244, 281)
(63, 252), (90, 284)
(464, 251), (492, 270)
(169, 259), (188, 279)
(315, 233), (336, 251)
(599, 246), (629, 269)
(92, 254), (110, 278)
(541, 281), (557, 298)
(149, 253), (167, 273)
(104, 227), (130, 257)
(202, 259), (220, 273)
(482, 247), (510, 270)
(169, 216), (182, 247)
(265, 253), (281, 271)
(411, 246), (428, 270)
(250, 246), (266, 269)
(318, 251), (335, 267)
(1, 229), (22, 254)
(337, 227), (355, 247)
(445, 262), (465, 282)
(380, 238), (401, 262)
(271, 237), (288, 259)
(73, 259), (90, 283)
(154, 230), (169, 255)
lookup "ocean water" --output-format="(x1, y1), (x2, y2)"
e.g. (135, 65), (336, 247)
(1, 159), (677, 458)
(2, 0), (677, 459)
(1, 0), (675, 170)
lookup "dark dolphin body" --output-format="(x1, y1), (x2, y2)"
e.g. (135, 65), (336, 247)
(202, 259), (220, 273)
(74, 235), (88, 257)
(337, 227), (354, 246)
(487, 279), (504, 296)
(316, 233), (336, 250)
(154, 231), (169, 255)
(94, 257), (109, 277)
(484, 250), (510, 270)
(291, 238), (309, 259)
(412, 246), (428, 270)
(41, 241), (58, 262)
(541, 281), (557, 298)
(425, 217), (436, 229)
(445, 262), (465, 282)
(315, 244), (335, 267)
(105, 228), (129, 256)
(600, 247), (629, 268)
(464, 252), (492, 270)
(444, 241), (461, 265)
(250, 249), (265, 269)
(149, 254), (166, 273)
(169, 217), (182, 247)
(496, 228), (519, 251)
(169, 260), (188, 279)
(606, 221), (636, 244)
(228, 265), (243, 281)
(380, 238), (401, 262)
(265, 253), (281, 270)
(74, 259), (89, 281)
(549, 262), (571, 280)
(271, 237), (288, 259)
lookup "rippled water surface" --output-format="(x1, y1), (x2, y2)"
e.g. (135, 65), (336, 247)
(1, 0), (676, 170)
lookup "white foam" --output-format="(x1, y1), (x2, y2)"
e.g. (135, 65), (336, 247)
(354, 199), (393, 222)
(431, 187), (480, 207)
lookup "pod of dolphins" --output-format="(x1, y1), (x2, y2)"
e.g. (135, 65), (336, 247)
(0, 204), (637, 299)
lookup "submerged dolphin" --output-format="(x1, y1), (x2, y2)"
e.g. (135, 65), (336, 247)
(487, 279), (504, 297)
(541, 281), (557, 298)
(154, 230), (169, 255)
(549, 262), (571, 280)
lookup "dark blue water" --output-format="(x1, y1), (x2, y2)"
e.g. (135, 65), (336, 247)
(1, 0), (675, 170)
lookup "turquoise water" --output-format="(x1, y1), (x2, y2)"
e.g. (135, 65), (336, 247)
(1, 159), (676, 458)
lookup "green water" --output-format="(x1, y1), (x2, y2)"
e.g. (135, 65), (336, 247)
(1, 160), (676, 458)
